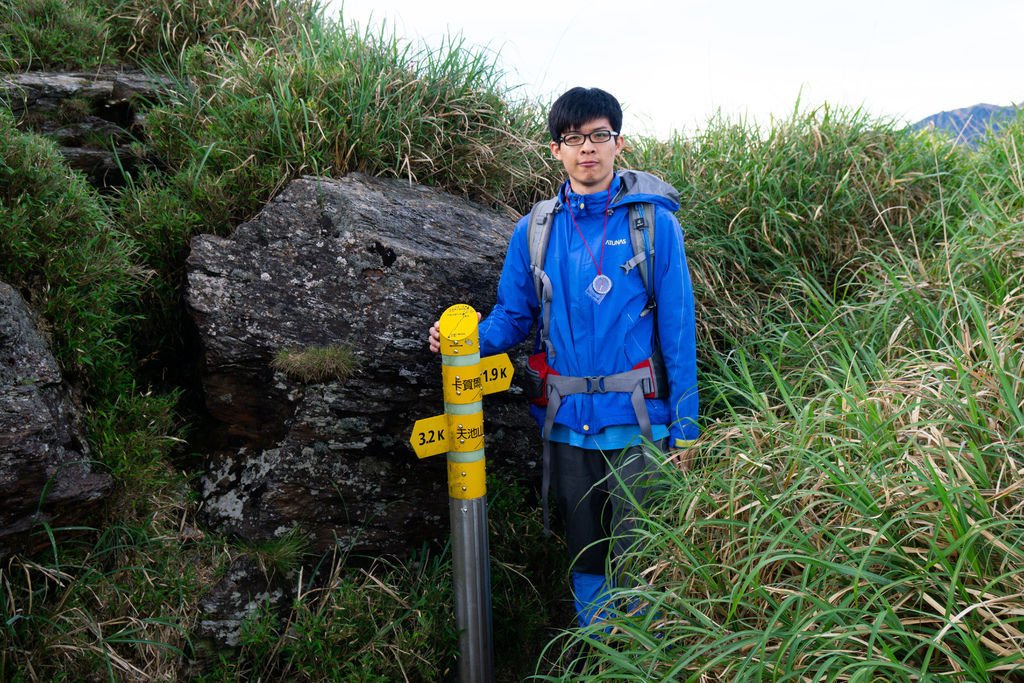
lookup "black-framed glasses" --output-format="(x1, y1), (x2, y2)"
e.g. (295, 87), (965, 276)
(558, 130), (619, 146)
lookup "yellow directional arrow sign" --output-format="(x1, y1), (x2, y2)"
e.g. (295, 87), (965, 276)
(411, 413), (448, 458)
(480, 353), (514, 394)
(412, 354), (513, 459)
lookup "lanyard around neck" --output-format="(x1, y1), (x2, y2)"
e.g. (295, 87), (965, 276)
(566, 186), (613, 276)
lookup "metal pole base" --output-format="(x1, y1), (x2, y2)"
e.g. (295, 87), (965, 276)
(450, 495), (493, 683)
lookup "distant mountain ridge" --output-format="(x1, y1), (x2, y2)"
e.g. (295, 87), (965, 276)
(913, 103), (1020, 145)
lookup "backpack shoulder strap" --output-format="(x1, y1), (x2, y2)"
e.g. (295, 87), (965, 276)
(527, 197), (558, 356)
(625, 201), (668, 393)
(622, 202), (656, 316)
(527, 198), (557, 298)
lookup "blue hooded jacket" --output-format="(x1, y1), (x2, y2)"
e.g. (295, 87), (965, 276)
(479, 170), (699, 445)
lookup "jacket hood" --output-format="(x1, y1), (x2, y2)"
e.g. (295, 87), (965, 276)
(610, 169), (680, 213)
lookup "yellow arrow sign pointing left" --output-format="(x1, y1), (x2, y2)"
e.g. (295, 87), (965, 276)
(411, 413), (448, 458)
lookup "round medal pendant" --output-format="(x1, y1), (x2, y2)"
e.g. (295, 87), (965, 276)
(592, 273), (613, 295)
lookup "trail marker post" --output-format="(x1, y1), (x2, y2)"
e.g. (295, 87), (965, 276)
(410, 303), (512, 683)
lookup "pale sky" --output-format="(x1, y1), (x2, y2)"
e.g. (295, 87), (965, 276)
(326, 0), (1023, 140)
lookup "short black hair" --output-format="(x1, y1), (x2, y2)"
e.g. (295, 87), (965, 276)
(547, 87), (623, 142)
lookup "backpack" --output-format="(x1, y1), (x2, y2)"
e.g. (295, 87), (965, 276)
(523, 197), (667, 406)
(522, 193), (669, 533)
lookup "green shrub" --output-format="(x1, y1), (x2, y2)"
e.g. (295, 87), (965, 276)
(970, 109), (1024, 214)
(623, 108), (971, 356)
(0, 0), (326, 72)
(536, 151), (1024, 680)
(107, 0), (325, 64)
(0, 108), (142, 401)
(137, 18), (556, 230)
(0, 0), (112, 71)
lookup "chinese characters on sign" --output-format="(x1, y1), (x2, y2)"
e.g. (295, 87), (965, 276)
(454, 375), (483, 393)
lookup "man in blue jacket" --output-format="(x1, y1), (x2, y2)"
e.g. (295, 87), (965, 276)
(429, 86), (698, 629)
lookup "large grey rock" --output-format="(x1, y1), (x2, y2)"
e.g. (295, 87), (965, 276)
(186, 173), (539, 557)
(0, 282), (113, 557)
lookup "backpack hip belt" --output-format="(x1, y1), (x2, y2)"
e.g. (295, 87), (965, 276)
(543, 368), (657, 444)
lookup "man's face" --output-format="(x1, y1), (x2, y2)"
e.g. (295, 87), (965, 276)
(550, 117), (624, 195)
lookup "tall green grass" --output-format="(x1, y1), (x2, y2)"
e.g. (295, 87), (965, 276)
(539, 122), (1024, 680)
(624, 108), (969, 360)
(0, 108), (141, 400)
(0, 0), (112, 70)
(132, 15), (555, 224)
(0, 0), (323, 71)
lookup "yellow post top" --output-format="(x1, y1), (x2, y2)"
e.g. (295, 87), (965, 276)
(439, 303), (479, 356)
